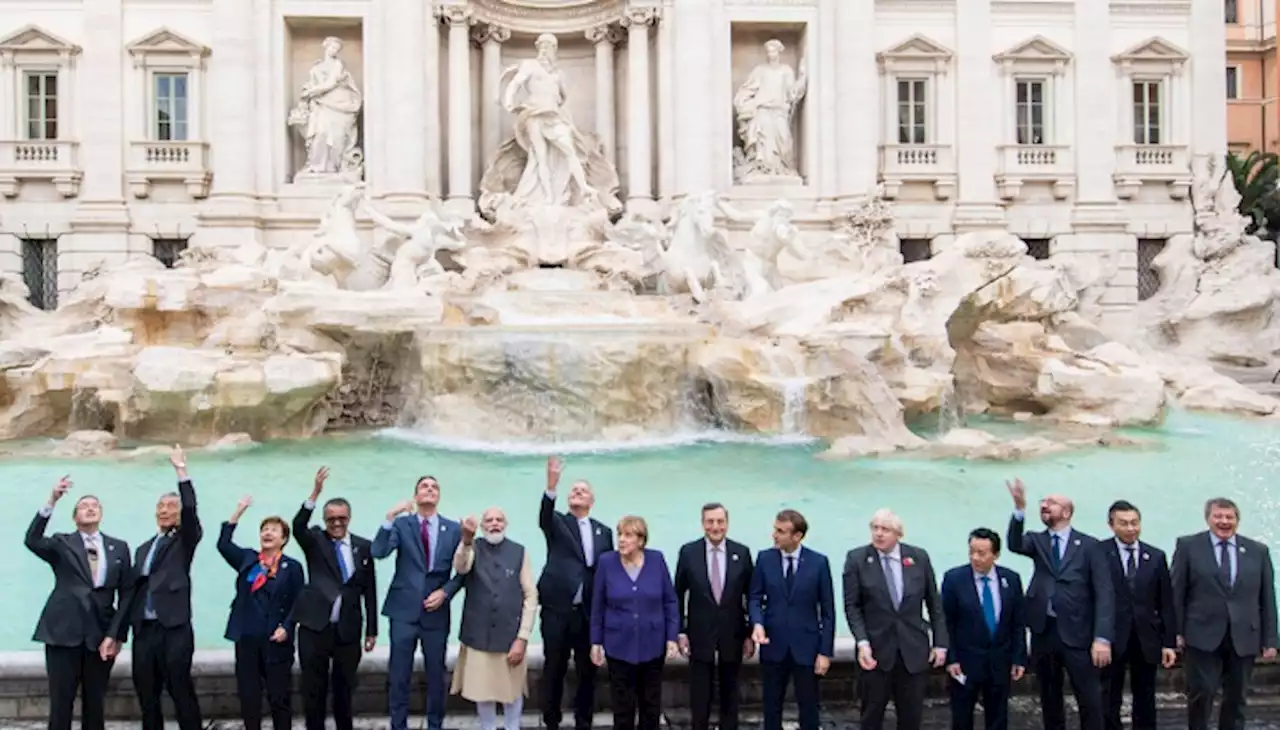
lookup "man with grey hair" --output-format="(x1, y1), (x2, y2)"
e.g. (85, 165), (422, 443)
(1172, 497), (1277, 730)
(107, 445), (203, 730)
(842, 508), (947, 730)
(452, 507), (538, 730)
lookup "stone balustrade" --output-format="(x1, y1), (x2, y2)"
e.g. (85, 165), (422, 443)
(995, 144), (1075, 201)
(877, 144), (957, 201)
(0, 140), (82, 197)
(125, 140), (212, 199)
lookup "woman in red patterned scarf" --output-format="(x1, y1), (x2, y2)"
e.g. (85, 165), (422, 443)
(218, 495), (305, 730)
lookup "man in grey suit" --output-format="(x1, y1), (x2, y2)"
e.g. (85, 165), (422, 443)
(843, 508), (948, 730)
(1171, 497), (1278, 730)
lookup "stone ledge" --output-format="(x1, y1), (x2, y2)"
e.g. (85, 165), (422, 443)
(1, 641), (1277, 722)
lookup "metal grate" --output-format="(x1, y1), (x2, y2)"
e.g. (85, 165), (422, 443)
(152, 238), (188, 269)
(1137, 238), (1165, 301)
(21, 238), (58, 310)
(900, 238), (932, 263)
(1024, 238), (1051, 260)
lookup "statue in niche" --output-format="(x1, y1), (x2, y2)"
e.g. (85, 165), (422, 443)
(479, 33), (622, 217)
(732, 39), (808, 184)
(363, 199), (469, 290)
(288, 36), (364, 181)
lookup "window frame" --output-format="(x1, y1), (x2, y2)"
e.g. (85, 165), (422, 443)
(0, 25), (80, 142)
(1111, 37), (1189, 150)
(20, 237), (58, 311)
(1131, 78), (1165, 146)
(1226, 65), (1241, 100)
(1013, 77), (1049, 145)
(125, 28), (208, 143)
(1225, 0), (1239, 24)
(876, 34), (953, 150)
(895, 78), (929, 145)
(22, 69), (59, 141)
(151, 70), (190, 142)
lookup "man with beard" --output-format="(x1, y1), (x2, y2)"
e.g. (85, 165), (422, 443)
(1006, 478), (1114, 730)
(450, 507), (538, 730)
(538, 456), (613, 730)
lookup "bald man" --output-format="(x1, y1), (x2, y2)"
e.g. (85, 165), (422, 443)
(538, 457), (613, 730)
(1007, 480), (1115, 730)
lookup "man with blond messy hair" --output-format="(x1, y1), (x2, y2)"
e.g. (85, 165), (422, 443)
(842, 508), (947, 730)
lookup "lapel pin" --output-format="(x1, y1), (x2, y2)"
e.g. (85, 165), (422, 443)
(595, 528), (601, 535)
(732, 554), (739, 561)
(1240, 547), (1247, 553)
(867, 556), (874, 564)
(440, 525), (447, 533)
(903, 557), (915, 568)
(1142, 553), (1149, 560)
(1001, 577), (1008, 588)
(1073, 539), (1081, 546)
(108, 545), (114, 552)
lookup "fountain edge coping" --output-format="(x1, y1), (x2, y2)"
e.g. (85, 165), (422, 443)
(0, 638), (863, 678)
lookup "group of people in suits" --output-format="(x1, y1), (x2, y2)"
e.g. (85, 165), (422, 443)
(24, 449), (1279, 730)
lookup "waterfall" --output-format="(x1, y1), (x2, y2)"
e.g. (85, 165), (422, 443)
(937, 378), (963, 436)
(779, 377), (809, 435)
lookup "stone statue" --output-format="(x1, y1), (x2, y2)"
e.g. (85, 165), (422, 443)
(479, 33), (622, 216)
(289, 36), (364, 180)
(363, 199), (469, 290)
(274, 184), (372, 288)
(649, 191), (740, 302)
(732, 39), (808, 184)
(717, 198), (808, 292)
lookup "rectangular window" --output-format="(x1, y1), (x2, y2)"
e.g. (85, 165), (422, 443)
(23, 71), (58, 141)
(1226, 66), (1240, 100)
(152, 238), (188, 269)
(1132, 81), (1162, 145)
(900, 239), (932, 263)
(1137, 238), (1165, 301)
(21, 238), (58, 311)
(1225, 0), (1238, 23)
(1015, 79), (1047, 145)
(153, 72), (189, 141)
(896, 79), (928, 145)
(1024, 238), (1051, 261)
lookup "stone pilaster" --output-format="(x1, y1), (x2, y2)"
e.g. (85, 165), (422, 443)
(671, 0), (713, 193)
(621, 6), (658, 213)
(586, 24), (622, 165)
(1190, 0), (1227, 159)
(441, 3), (475, 212)
(834, 0), (877, 200)
(475, 24), (511, 171)
(951, 0), (1003, 230)
(381, 0), (429, 201)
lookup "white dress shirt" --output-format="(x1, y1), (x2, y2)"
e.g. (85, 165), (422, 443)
(80, 531), (107, 588)
(1116, 538), (1140, 578)
(573, 516), (595, 604)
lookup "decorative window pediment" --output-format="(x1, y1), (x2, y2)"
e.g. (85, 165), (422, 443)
(877, 34), (953, 74)
(994, 35), (1072, 75)
(1111, 36), (1188, 74)
(0, 25), (80, 64)
(126, 28), (209, 69)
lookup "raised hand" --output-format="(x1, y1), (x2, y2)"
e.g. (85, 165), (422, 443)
(169, 445), (186, 471)
(546, 456), (564, 492)
(1006, 477), (1027, 511)
(311, 466), (329, 501)
(385, 499), (413, 522)
(230, 496), (253, 523)
(460, 515), (478, 545)
(49, 476), (72, 506)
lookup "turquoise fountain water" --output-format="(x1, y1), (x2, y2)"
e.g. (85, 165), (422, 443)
(3, 410), (1278, 651)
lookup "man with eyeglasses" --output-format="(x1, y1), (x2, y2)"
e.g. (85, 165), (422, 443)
(292, 467), (379, 730)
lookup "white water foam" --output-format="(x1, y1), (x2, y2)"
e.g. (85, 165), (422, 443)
(376, 427), (817, 456)
(779, 377), (810, 435)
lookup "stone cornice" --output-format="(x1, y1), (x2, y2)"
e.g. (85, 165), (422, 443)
(469, 0), (631, 35)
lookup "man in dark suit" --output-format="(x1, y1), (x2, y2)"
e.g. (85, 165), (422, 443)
(674, 502), (755, 730)
(843, 508), (948, 730)
(538, 456), (613, 730)
(940, 527), (1027, 730)
(293, 466), (378, 730)
(372, 475), (465, 730)
(25, 476), (131, 730)
(748, 509), (835, 730)
(1172, 497), (1278, 730)
(106, 446), (203, 730)
(1098, 500), (1176, 730)
(1006, 478), (1114, 730)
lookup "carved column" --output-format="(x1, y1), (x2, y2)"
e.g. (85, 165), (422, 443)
(207, 0), (256, 202)
(76, 0), (127, 208)
(835, 0), (877, 198)
(474, 24), (511, 169)
(622, 7), (658, 212)
(383, 0), (428, 200)
(424, 12), (442, 196)
(441, 4), (475, 212)
(671, 0), (713, 193)
(1191, 0), (1227, 158)
(586, 24), (621, 165)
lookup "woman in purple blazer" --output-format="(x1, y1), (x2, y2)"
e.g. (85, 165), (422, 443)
(589, 515), (680, 730)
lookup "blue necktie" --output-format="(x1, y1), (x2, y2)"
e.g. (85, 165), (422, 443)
(981, 576), (998, 636)
(144, 535), (167, 618)
(334, 539), (350, 583)
(1050, 534), (1061, 569)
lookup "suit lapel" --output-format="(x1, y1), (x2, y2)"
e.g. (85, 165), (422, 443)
(563, 514), (587, 563)
(1204, 537), (1232, 594)
(63, 533), (95, 585)
(692, 541), (714, 602)
(996, 570), (1013, 627)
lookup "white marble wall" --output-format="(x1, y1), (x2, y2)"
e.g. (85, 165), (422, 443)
(0, 0), (1220, 320)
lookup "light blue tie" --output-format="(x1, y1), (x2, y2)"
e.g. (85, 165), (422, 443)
(143, 535), (167, 618)
(334, 539), (350, 583)
(981, 576), (998, 637)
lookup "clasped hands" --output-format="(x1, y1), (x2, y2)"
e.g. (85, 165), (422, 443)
(589, 640), (681, 668)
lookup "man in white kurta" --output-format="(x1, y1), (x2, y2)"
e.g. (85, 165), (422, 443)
(451, 508), (538, 730)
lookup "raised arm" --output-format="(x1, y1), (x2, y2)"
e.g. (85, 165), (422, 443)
(293, 467), (330, 555)
(25, 477), (71, 565)
(540, 457), (563, 535)
(1005, 478), (1033, 557)
(454, 516), (477, 576)
(372, 500), (412, 559)
(170, 447), (202, 554)
(217, 496), (254, 570)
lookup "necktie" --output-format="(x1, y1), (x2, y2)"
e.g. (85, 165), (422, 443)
(981, 576), (998, 636)
(334, 539), (350, 582)
(883, 555), (901, 609)
(1125, 546), (1137, 585)
(710, 547), (724, 604)
(1218, 539), (1233, 587)
(420, 518), (433, 569)
(581, 521), (594, 568)
(86, 537), (101, 588)
(144, 535), (168, 616)
(784, 555), (795, 589)
(1050, 534), (1062, 569)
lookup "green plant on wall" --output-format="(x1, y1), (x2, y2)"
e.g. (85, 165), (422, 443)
(1226, 150), (1280, 238)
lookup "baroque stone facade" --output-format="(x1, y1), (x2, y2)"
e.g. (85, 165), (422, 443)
(0, 0), (1224, 326)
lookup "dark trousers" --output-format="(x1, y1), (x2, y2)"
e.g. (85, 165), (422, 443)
(689, 656), (742, 730)
(540, 605), (597, 730)
(948, 669), (1011, 730)
(1031, 620), (1104, 730)
(233, 637), (294, 730)
(299, 624), (363, 730)
(762, 654), (820, 730)
(1102, 632), (1158, 730)
(45, 644), (113, 730)
(860, 654), (927, 730)
(1185, 630), (1256, 730)
(132, 621), (202, 730)
(388, 619), (448, 730)
(606, 655), (665, 730)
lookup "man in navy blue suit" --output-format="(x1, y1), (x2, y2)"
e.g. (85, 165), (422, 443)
(941, 527), (1027, 730)
(748, 509), (835, 730)
(372, 476), (465, 730)
(1006, 478), (1114, 730)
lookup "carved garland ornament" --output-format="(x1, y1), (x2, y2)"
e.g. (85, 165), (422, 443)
(467, 0), (652, 34)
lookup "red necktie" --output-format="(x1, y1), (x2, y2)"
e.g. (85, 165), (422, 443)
(420, 518), (433, 568)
